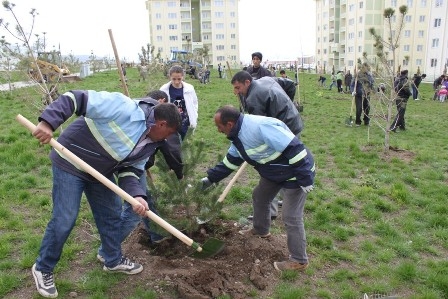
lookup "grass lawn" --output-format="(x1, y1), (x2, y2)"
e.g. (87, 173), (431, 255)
(1, 67), (448, 298)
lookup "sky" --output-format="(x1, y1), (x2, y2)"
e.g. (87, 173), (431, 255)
(3, 0), (316, 63)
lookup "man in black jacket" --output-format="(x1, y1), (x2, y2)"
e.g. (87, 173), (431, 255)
(391, 70), (412, 132)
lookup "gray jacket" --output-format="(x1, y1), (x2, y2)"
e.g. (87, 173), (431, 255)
(240, 77), (303, 135)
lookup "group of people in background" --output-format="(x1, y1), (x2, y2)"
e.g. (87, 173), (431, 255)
(433, 74), (448, 102)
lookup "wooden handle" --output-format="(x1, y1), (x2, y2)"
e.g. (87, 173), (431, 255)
(108, 29), (130, 97)
(217, 162), (248, 203)
(16, 114), (202, 252)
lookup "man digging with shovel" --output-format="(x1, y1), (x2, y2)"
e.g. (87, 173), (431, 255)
(29, 90), (181, 298)
(201, 105), (315, 271)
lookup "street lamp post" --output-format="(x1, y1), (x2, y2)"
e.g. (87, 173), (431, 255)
(43, 32), (46, 52)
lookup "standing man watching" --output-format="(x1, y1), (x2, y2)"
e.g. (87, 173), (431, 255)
(231, 70), (304, 221)
(390, 69), (412, 132)
(350, 64), (374, 127)
(245, 52), (273, 79)
(201, 105), (315, 272)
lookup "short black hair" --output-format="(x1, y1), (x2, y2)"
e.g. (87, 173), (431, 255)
(154, 103), (182, 129)
(216, 105), (240, 125)
(280, 70), (286, 75)
(251, 52), (263, 61)
(231, 70), (253, 84)
(147, 90), (169, 102)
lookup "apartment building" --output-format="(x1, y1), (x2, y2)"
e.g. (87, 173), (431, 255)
(145, 0), (240, 68)
(315, 0), (447, 81)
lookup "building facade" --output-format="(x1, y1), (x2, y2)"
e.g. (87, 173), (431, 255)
(315, 0), (448, 81)
(146, 0), (240, 68)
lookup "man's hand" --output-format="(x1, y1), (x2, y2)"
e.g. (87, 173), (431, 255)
(133, 197), (149, 216)
(201, 177), (212, 190)
(32, 121), (53, 144)
(300, 185), (314, 193)
(351, 91), (356, 96)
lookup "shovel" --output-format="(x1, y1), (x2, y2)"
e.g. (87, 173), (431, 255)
(16, 114), (225, 259)
(196, 161), (248, 224)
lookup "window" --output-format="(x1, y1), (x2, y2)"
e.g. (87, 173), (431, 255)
(417, 45), (423, 51)
(348, 32), (354, 39)
(157, 36), (162, 42)
(168, 13), (177, 19)
(168, 24), (177, 30)
(167, 1), (176, 7)
(216, 34), (224, 39)
(391, 0), (397, 6)
(216, 45), (224, 50)
(359, 16), (363, 23)
(419, 15), (425, 22)
(432, 38), (439, 47)
(404, 45), (410, 51)
(348, 46), (354, 53)
(231, 45), (236, 50)
(405, 15), (412, 22)
(214, 0), (224, 6)
(231, 34), (236, 39)
(323, 49), (327, 54)
(215, 23), (224, 29)
(169, 36), (178, 41)
(215, 12), (224, 18)
(217, 56), (225, 61)
(156, 25), (162, 30)
(404, 30), (411, 37)
(230, 55), (236, 61)
(430, 59), (437, 67)
(407, 0), (413, 7)
(359, 1), (363, 8)
(403, 59), (409, 66)
(203, 34), (209, 40)
(323, 37), (327, 42)
(416, 59), (422, 65)
(348, 18), (354, 25)
(230, 12), (235, 17)
(434, 18), (441, 27)
(230, 23), (236, 28)
(155, 13), (162, 19)
(157, 47), (163, 53)
(358, 45), (362, 52)
(202, 23), (211, 29)
(435, 0), (443, 7)
(349, 4), (355, 11)
(420, 0), (426, 6)
(418, 30), (424, 37)
(358, 31), (363, 38)
(202, 12), (210, 18)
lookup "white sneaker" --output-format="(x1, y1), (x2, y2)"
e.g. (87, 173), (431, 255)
(96, 254), (105, 263)
(32, 263), (58, 298)
(103, 257), (143, 274)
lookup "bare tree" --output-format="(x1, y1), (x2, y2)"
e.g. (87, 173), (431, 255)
(366, 5), (409, 151)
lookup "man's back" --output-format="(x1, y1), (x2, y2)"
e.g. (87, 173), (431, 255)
(243, 77), (303, 135)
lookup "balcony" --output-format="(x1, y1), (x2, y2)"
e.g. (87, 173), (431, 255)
(331, 43), (339, 52)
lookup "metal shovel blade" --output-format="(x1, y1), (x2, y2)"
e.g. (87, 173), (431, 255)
(189, 238), (226, 259)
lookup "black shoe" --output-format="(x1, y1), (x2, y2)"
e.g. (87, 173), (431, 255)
(399, 126), (405, 131)
(247, 215), (277, 221)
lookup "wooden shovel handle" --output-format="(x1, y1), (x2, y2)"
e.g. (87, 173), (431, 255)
(217, 161), (248, 203)
(16, 114), (203, 252)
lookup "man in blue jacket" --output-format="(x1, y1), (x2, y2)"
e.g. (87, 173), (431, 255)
(31, 90), (181, 298)
(201, 105), (315, 272)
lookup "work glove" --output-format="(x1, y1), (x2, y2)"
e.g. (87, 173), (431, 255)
(300, 185), (314, 193)
(351, 91), (356, 96)
(201, 177), (212, 190)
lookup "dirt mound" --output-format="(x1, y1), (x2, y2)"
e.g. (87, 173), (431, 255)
(118, 220), (289, 298)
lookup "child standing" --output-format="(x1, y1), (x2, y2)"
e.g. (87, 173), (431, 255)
(438, 86), (447, 103)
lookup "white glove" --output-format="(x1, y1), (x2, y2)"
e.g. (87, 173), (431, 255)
(301, 185), (314, 193)
(351, 91), (356, 96)
(201, 177), (212, 190)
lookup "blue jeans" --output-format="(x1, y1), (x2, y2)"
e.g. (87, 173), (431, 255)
(35, 165), (123, 272)
(98, 174), (164, 258)
(252, 177), (308, 264)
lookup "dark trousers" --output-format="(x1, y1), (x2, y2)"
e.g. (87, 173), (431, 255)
(412, 85), (418, 100)
(391, 98), (407, 130)
(355, 95), (370, 125)
(337, 79), (343, 92)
